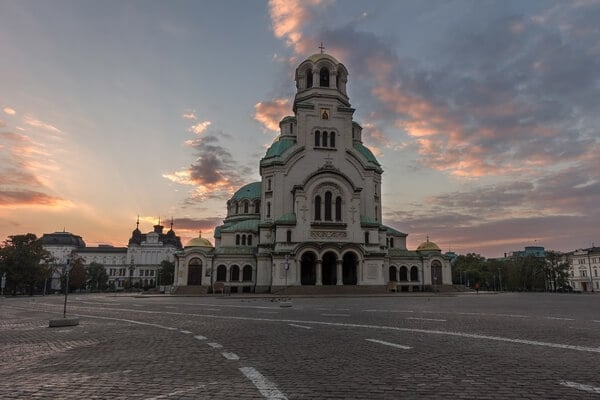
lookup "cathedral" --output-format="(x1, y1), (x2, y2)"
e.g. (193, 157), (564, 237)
(173, 52), (452, 294)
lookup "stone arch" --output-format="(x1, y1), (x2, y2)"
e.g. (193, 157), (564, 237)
(410, 266), (419, 282)
(187, 257), (203, 286)
(399, 266), (408, 282)
(342, 252), (358, 285)
(216, 265), (227, 282)
(389, 265), (398, 282)
(431, 260), (442, 285)
(300, 251), (317, 285)
(322, 251), (337, 285)
(242, 265), (253, 282)
(230, 265), (240, 282)
(319, 67), (330, 87)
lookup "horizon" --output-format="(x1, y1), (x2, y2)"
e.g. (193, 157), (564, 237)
(1, 0), (599, 258)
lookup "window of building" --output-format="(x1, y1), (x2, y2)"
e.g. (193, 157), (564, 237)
(375, 206), (378, 222)
(319, 67), (329, 87)
(216, 265), (227, 282)
(365, 232), (369, 244)
(330, 132), (335, 147)
(324, 191), (332, 221)
(236, 234), (240, 245)
(242, 235), (246, 246)
(287, 230), (292, 243)
(595, 269), (598, 277)
(390, 238), (395, 248)
(267, 202), (271, 218)
(248, 235), (252, 246)
(306, 68), (313, 88)
(243, 265), (253, 281)
(244, 201), (249, 213)
(315, 196), (321, 220)
(335, 196), (342, 221)
(255, 201), (260, 213)
(267, 179), (272, 191)
(322, 131), (328, 147)
(315, 130), (320, 147)
(230, 265), (240, 282)
(235, 202), (239, 214)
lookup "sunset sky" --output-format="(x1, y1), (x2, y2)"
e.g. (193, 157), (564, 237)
(1, 0), (599, 257)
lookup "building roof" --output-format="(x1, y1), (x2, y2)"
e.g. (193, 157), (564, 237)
(264, 138), (296, 159)
(185, 233), (214, 248)
(306, 53), (340, 64)
(275, 213), (297, 225)
(77, 246), (127, 253)
(220, 219), (260, 233)
(417, 240), (441, 252)
(39, 232), (86, 248)
(353, 143), (381, 166)
(384, 225), (407, 237)
(231, 182), (261, 201)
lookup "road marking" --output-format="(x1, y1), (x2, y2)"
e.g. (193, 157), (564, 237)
(194, 335), (207, 341)
(337, 308), (350, 311)
(180, 330), (192, 334)
(165, 306), (176, 309)
(559, 380), (600, 394)
(208, 342), (223, 348)
(363, 309), (414, 313)
(71, 314), (179, 331)
(288, 323), (312, 329)
(222, 352), (240, 360)
(321, 313), (350, 317)
(258, 311), (279, 314)
(316, 308), (331, 311)
(366, 339), (412, 350)
(143, 385), (207, 400)
(239, 366), (288, 400)
(406, 317), (446, 322)
(593, 320), (600, 323)
(22, 304), (600, 354)
(205, 308), (221, 311)
(546, 317), (575, 321)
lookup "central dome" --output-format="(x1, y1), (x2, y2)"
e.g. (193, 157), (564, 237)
(231, 182), (261, 201)
(417, 240), (441, 252)
(186, 233), (213, 248)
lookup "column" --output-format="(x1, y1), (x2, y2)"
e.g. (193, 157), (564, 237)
(336, 260), (343, 285)
(316, 260), (322, 286)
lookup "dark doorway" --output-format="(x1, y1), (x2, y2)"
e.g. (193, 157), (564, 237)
(431, 261), (443, 285)
(342, 253), (358, 285)
(322, 252), (337, 285)
(187, 259), (202, 286)
(301, 252), (317, 285)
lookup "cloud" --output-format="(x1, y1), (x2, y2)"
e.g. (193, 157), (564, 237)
(172, 217), (223, 231)
(254, 99), (290, 132)
(268, 0), (326, 54)
(3, 107), (16, 115)
(164, 134), (252, 201)
(188, 120), (212, 135)
(23, 114), (62, 134)
(182, 111), (197, 120)
(0, 190), (65, 207)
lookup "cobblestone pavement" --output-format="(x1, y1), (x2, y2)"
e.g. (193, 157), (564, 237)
(1, 292), (600, 399)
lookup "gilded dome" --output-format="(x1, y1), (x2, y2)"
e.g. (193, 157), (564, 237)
(185, 233), (213, 248)
(417, 239), (441, 252)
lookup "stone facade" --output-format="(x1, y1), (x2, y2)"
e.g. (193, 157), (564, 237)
(174, 52), (453, 293)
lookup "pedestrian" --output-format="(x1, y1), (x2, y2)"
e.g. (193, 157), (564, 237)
(475, 282), (480, 294)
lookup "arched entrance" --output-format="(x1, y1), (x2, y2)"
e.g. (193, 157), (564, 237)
(187, 258), (202, 285)
(431, 260), (442, 285)
(300, 252), (317, 285)
(342, 253), (358, 285)
(322, 251), (337, 285)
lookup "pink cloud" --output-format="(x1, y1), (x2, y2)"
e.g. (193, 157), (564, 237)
(3, 107), (16, 116)
(254, 99), (290, 132)
(268, 0), (325, 54)
(23, 114), (61, 134)
(182, 111), (197, 120)
(188, 120), (211, 135)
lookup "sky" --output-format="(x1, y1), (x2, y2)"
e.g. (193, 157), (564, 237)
(1, 0), (599, 258)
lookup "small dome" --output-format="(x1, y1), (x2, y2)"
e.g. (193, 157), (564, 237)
(186, 233), (213, 248)
(417, 240), (441, 252)
(306, 52), (340, 64)
(231, 182), (261, 201)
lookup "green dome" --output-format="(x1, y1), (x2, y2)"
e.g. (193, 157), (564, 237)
(354, 143), (380, 166)
(231, 182), (261, 201)
(264, 138), (295, 159)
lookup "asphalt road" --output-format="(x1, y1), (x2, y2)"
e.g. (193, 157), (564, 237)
(1, 292), (599, 399)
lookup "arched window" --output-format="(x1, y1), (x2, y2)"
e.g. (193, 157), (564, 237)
(216, 265), (227, 282)
(267, 202), (271, 218)
(286, 230), (292, 243)
(236, 235), (240, 245)
(315, 130), (320, 147)
(242, 235), (246, 245)
(247, 235), (252, 246)
(306, 68), (313, 88)
(335, 196), (342, 221)
(390, 238), (395, 248)
(375, 206), (378, 221)
(242, 265), (253, 281)
(410, 266), (419, 282)
(230, 265), (240, 282)
(322, 131), (328, 147)
(315, 196), (321, 220)
(389, 266), (398, 282)
(400, 266), (408, 281)
(324, 191), (332, 221)
(290, 124), (293, 134)
(255, 201), (260, 213)
(235, 202), (239, 214)
(244, 201), (249, 213)
(319, 67), (329, 87)
(330, 132), (335, 147)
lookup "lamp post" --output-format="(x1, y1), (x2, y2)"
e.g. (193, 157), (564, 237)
(63, 259), (70, 318)
(129, 257), (135, 291)
(284, 255), (290, 294)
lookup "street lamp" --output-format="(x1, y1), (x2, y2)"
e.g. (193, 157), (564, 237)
(284, 255), (290, 294)
(63, 259), (71, 318)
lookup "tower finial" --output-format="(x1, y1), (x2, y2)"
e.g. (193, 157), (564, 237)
(170, 216), (173, 229)
(199, 230), (202, 238)
(158, 216), (161, 226)
(426, 235), (429, 243)
(136, 215), (139, 229)
(319, 42), (325, 54)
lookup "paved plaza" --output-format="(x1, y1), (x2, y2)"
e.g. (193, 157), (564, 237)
(1, 292), (600, 399)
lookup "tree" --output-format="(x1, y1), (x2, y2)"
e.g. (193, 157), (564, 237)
(68, 257), (87, 292)
(0, 234), (50, 295)
(86, 262), (108, 291)
(158, 260), (175, 286)
(545, 251), (570, 291)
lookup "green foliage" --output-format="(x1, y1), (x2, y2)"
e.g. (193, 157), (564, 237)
(68, 257), (87, 291)
(158, 260), (175, 285)
(86, 262), (108, 291)
(0, 234), (50, 295)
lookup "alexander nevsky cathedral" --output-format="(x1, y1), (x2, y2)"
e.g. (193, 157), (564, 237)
(173, 52), (452, 294)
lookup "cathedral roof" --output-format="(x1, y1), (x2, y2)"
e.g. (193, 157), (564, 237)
(417, 240), (441, 252)
(354, 143), (381, 166)
(40, 232), (86, 248)
(306, 53), (340, 65)
(264, 138), (296, 159)
(384, 225), (407, 237)
(185, 233), (214, 248)
(221, 219), (260, 233)
(231, 182), (261, 201)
